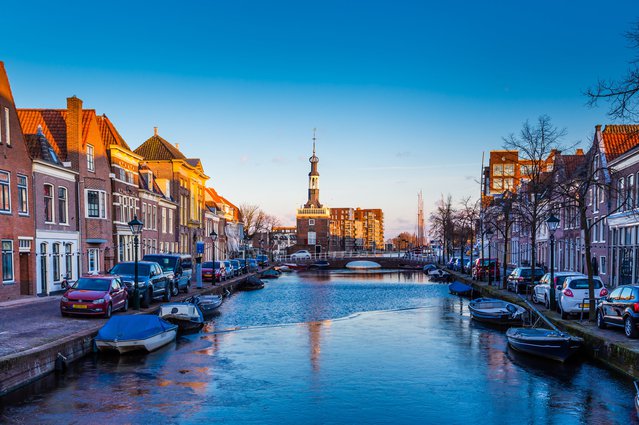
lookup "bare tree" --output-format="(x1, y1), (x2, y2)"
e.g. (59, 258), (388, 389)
(483, 191), (516, 289)
(239, 204), (281, 240)
(429, 194), (456, 264)
(503, 115), (566, 290)
(586, 19), (639, 121)
(455, 197), (480, 273)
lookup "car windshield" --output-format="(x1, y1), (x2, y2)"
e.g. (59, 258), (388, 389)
(214, 262), (223, 268)
(143, 256), (176, 272)
(569, 279), (602, 290)
(480, 260), (496, 266)
(111, 263), (151, 276)
(73, 278), (110, 291)
(202, 262), (213, 268)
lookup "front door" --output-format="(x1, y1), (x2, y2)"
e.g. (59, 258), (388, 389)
(315, 245), (321, 254)
(19, 253), (31, 295)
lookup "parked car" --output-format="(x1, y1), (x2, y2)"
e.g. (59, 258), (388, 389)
(463, 260), (473, 274)
(247, 259), (259, 272)
(256, 255), (269, 266)
(109, 261), (172, 307)
(597, 285), (639, 338)
(532, 272), (583, 307)
(230, 259), (242, 275)
(223, 260), (236, 277)
(472, 258), (500, 281)
(558, 276), (607, 319)
(290, 250), (312, 260)
(60, 274), (128, 318)
(142, 254), (192, 295)
(446, 257), (459, 270)
(507, 267), (546, 294)
(214, 261), (226, 281)
(236, 259), (248, 274)
(202, 261), (214, 281)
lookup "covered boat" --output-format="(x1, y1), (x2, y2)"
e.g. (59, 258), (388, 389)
(95, 315), (177, 354)
(506, 328), (583, 362)
(635, 381), (639, 419)
(468, 298), (526, 326)
(240, 275), (265, 291)
(309, 260), (330, 270)
(449, 281), (473, 296)
(259, 269), (281, 279)
(159, 302), (205, 333)
(429, 269), (453, 282)
(185, 295), (223, 319)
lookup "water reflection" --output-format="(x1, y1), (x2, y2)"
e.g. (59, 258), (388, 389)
(1, 272), (638, 425)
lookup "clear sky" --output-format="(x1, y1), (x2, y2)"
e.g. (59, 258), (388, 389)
(2, 1), (638, 239)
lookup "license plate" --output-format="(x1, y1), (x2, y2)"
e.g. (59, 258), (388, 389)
(73, 304), (88, 309)
(580, 303), (589, 309)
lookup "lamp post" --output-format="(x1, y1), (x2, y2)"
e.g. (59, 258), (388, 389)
(128, 216), (144, 310)
(210, 230), (218, 284)
(485, 228), (494, 286)
(546, 214), (560, 310)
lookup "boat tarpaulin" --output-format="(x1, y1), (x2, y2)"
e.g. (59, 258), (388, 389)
(96, 315), (176, 342)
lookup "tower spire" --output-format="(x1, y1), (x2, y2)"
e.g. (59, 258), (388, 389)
(305, 129), (322, 208)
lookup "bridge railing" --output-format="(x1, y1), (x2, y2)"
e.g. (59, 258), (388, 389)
(274, 251), (437, 264)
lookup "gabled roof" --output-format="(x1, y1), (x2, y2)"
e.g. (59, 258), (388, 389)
(18, 109), (97, 160)
(134, 133), (186, 161)
(558, 154), (586, 179)
(97, 114), (130, 150)
(601, 125), (639, 162)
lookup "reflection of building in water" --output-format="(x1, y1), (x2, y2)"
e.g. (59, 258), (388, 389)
(307, 320), (331, 373)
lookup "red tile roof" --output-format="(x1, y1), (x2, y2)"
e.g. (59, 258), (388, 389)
(602, 125), (639, 161)
(97, 114), (130, 150)
(18, 109), (97, 160)
(134, 134), (186, 160)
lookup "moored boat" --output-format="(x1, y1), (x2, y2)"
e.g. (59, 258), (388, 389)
(240, 275), (265, 290)
(260, 269), (281, 279)
(309, 260), (330, 269)
(449, 281), (473, 296)
(158, 302), (205, 333)
(468, 298), (526, 326)
(634, 381), (639, 419)
(95, 315), (177, 354)
(185, 295), (223, 319)
(506, 328), (583, 362)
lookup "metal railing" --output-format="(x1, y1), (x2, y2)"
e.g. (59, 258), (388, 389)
(274, 251), (437, 264)
(579, 297), (602, 321)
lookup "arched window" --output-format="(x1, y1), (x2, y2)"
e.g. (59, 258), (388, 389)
(40, 243), (48, 293)
(53, 243), (61, 282)
(65, 244), (73, 280)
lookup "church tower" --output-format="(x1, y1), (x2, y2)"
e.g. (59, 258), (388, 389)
(305, 129), (322, 208)
(294, 130), (331, 255)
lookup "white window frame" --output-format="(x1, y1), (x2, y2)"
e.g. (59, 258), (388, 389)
(4, 107), (10, 146)
(87, 248), (100, 273)
(600, 256), (607, 275)
(52, 243), (61, 282)
(87, 144), (95, 172)
(308, 231), (317, 245)
(309, 219), (315, 226)
(86, 189), (107, 219)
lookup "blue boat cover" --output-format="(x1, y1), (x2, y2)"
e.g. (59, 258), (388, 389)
(96, 315), (176, 342)
(449, 282), (472, 293)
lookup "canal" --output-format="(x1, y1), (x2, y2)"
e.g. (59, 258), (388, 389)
(1, 270), (637, 424)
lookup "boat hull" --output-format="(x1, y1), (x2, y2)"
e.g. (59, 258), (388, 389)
(96, 328), (177, 354)
(468, 298), (526, 326)
(506, 328), (582, 362)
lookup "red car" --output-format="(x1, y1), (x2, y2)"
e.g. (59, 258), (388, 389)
(202, 261), (214, 282)
(60, 275), (128, 318)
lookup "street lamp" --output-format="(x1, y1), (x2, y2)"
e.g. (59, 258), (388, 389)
(128, 215), (144, 310)
(546, 214), (560, 310)
(210, 230), (218, 284)
(485, 228), (494, 286)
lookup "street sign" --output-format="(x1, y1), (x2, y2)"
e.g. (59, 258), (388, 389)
(196, 241), (204, 254)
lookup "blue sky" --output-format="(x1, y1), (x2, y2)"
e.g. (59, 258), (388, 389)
(2, 0), (638, 238)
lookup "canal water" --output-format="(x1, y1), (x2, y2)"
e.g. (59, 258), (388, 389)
(1, 270), (637, 424)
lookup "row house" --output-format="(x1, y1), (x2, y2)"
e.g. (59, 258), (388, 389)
(134, 129), (209, 256)
(0, 63), (36, 299)
(19, 96), (114, 283)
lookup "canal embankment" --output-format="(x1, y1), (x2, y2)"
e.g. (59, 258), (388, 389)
(450, 270), (639, 379)
(0, 272), (257, 396)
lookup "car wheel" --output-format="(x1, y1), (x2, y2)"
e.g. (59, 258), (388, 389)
(171, 282), (179, 297)
(544, 296), (549, 310)
(625, 316), (639, 338)
(141, 288), (151, 308)
(163, 284), (171, 302)
(123, 297), (129, 312)
(184, 282), (191, 293)
(560, 303), (568, 320)
(515, 285), (519, 294)
(597, 310), (607, 329)
(532, 292), (538, 303)
(105, 303), (112, 318)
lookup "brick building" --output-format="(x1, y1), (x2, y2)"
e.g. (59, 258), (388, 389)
(0, 62), (36, 300)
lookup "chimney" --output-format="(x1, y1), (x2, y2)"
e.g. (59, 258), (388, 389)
(154, 126), (158, 136)
(576, 148), (584, 155)
(66, 96), (83, 169)
(175, 143), (180, 150)
(595, 124), (602, 132)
